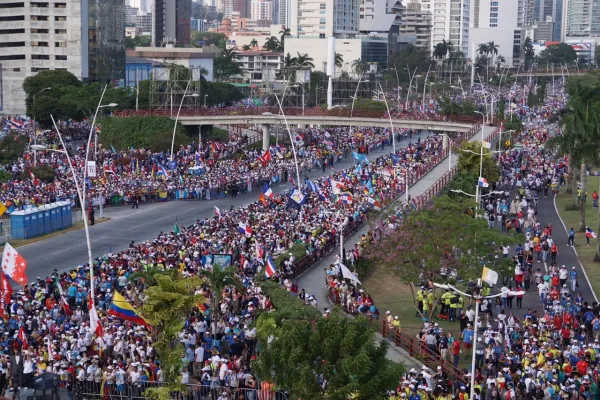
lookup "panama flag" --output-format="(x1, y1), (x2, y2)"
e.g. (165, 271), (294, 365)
(265, 255), (277, 278)
(338, 192), (353, 205)
(238, 222), (253, 237)
(478, 177), (489, 188)
(214, 205), (222, 219)
(255, 241), (265, 264)
(1, 243), (28, 285)
(157, 164), (170, 179)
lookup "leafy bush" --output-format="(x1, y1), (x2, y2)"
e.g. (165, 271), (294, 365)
(98, 116), (188, 152)
(25, 165), (56, 183)
(352, 97), (387, 112)
(0, 171), (10, 182)
(260, 280), (321, 321)
(274, 242), (309, 266)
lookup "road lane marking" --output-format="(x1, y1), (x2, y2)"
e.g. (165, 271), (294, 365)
(129, 224), (143, 230)
(92, 236), (107, 242)
(50, 248), (71, 255)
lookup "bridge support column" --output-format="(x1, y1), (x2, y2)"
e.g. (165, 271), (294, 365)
(442, 134), (449, 150)
(262, 124), (271, 151)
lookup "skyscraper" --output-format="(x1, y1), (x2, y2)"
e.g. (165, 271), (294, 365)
(531, 0), (562, 39)
(0, 0), (125, 115)
(420, 0), (470, 53)
(152, 0), (191, 46)
(251, 0), (273, 21)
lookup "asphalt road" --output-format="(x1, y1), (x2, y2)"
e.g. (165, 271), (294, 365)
(18, 132), (433, 279)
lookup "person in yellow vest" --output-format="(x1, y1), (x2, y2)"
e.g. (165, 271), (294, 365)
(427, 290), (435, 317)
(416, 287), (425, 317)
(422, 296), (429, 320)
(442, 290), (452, 317)
(392, 316), (401, 332)
(449, 292), (459, 322)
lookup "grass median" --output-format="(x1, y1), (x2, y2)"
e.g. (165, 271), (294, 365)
(555, 177), (600, 297)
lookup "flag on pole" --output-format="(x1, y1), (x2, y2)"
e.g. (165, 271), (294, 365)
(255, 241), (265, 264)
(173, 223), (180, 234)
(258, 150), (271, 166)
(259, 184), (274, 202)
(482, 266), (499, 285)
(478, 177), (489, 188)
(265, 255), (277, 278)
(29, 172), (39, 186)
(238, 222), (253, 237)
(157, 164), (170, 179)
(214, 206), (222, 219)
(0, 273), (12, 307)
(88, 292), (103, 337)
(56, 281), (72, 315)
(109, 292), (152, 328)
(18, 326), (28, 350)
(1, 243), (28, 285)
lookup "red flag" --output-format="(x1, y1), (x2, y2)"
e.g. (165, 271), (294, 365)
(18, 326), (28, 350)
(0, 274), (12, 306)
(29, 172), (39, 187)
(1, 243), (28, 285)
(88, 292), (103, 337)
(57, 281), (72, 315)
(258, 150), (271, 166)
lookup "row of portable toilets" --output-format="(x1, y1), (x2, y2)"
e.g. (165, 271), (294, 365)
(10, 201), (73, 239)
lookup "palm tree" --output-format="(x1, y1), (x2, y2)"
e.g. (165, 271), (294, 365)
(283, 52), (297, 69)
(198, 266), (242, 320)
(335, 52), (344, 68)
(486, 41), (499, 57)
(250, 38), (259, 48)
(477, 43), (489, 56)
(140, 273), (204, 398)
(524, 37), (535, 70)
(279, 27), (291, 49)
(351, 58), (365, 75)
(294, 52), (315, 69)
(242, 44), (251, 51)
(264, 36), (280, 52)
(433, 43), (445, 60)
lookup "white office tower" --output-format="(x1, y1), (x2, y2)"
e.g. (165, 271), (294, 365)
(563, 0), (600, 38)
(421, 0), (470, 54)
(469, 0), (522, 64)
(277, 0), (291, 27)
(358, 0), (396, 33)
(251, 0), (273, 20)
(290, 0), (359, 38)
(0, 0), (125, 116)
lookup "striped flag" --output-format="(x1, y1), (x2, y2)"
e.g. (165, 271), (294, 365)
(265, 255), (277, 278)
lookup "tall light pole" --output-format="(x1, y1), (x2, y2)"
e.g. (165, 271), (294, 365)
(272, 92), (301, 195)
(440, 133), (453, 172)
(83, 86), (116, 230)
(32, 87), (51, 167)
(433, 281), (524, 400)
(422, 64), (432, 106)
(474, 111), (485, 209)
(204, 94), (208, 107)
(404, 65), (418, 109)
(390, 65), (401, 112)
(348, 75), (369, 135)
(170, 80), (199, 159)
(378, 83), (396, 153)
(33, 114), (97, 311)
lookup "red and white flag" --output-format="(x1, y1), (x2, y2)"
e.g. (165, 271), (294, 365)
(29, 172), (39, 186)
(1, 243), (28, 285)
(88, 292), (103, 337)
(258, 150), (271, 166)
(56, 281), (72, 315)
(0, 273), (12, 307)
(18, 326), (28, 350)
(214, 206), (222, 219)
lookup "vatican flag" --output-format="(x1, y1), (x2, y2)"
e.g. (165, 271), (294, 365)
(482, 266), (499, 285)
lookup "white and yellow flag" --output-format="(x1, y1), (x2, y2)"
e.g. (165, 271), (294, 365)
(482, 266), (498, 285)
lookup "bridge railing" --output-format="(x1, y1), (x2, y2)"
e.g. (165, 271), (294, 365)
(113, 108), (480, 125)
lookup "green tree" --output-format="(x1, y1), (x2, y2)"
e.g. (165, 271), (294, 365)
(98, 116), (188, 151)
(456, 140), (501, 184)
(253, 285), (403, 399)
(125, 35), (152, 50)
(24, 165), (55, 183)
(538, 43), (577, 66)
(250, 38), (259, 48)
(279, 27), (291, 50)
(191, 31), (227, 48)
(294, 52), (315, 69)
(486, 41), (499, 57)
(242, 44), (251, 50)
(140, 273), (205, 400)
(23, 70), (82, 122)
(198, 266), (241, 320)
(335, 52), (344, 68)
(0, 133), (28, 164)
(264, 36), (280, 52)
(387, 45), (431, 85)
(433, 40), (453, 60)
(214, 55), (242, 80)
(352, 58), (366, 76)
(524, 37), (535, 70)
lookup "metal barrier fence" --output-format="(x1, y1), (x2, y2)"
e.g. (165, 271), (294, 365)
(75, 380), (288, 400)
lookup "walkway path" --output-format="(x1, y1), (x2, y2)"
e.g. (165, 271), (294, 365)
(297, 125), (497, 307)
(17, 131), (434, 279)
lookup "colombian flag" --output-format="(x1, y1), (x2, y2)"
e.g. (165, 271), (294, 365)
(108, 292), (152, 329)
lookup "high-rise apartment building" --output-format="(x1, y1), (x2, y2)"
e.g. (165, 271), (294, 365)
(126, 6), (140, 25)
(251, 0), (273, 20)
(0, 0), (125, 115)
(529, 0), (562, 40)
(137, 13), (153, 33)
(419, 0), (469, 54)
(276, 0), (291, 27)
(398, 1), (432, 49)
(234, 0), (251, 18)
(152, 0), (191, 46)
(562, 0), (595, 38)
(469, 0), (522, 63)
(290, 0), (359, 38)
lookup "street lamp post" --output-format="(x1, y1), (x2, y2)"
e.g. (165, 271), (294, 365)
(377, 83), (396, 153)
(390, 65), (401, 113)
(474, 111), (485, 209)
(404, 66), (418, 109)
(204, 94), (208, 107)
(32, 87), (52, 167)
(440, 133), (453, 172)
(171, 81), (199, 159)
(433, 281), (524, 400)
(422, 64), (432, 106)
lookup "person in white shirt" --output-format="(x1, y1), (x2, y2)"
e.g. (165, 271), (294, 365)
(194, 346), (205, 377)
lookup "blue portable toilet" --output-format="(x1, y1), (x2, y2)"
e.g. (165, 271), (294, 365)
(63, 201), (73, 228)
(10, 210), (26, 239)
(22, 210), (33, 239)
(28, 209), (40, 238)
(40, 205), (51, 234)
(50, 204), (60, 231)
(56, 201), (65, 230)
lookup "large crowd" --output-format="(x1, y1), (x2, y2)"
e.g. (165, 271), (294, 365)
(5, 79), (597, 400)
